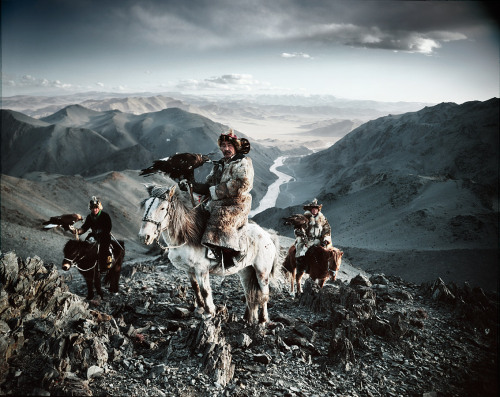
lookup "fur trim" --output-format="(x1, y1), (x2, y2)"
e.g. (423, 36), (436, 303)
(202, 157), (254, 251)
(303, 198), (322, 211)
(218, 129), (251, 154)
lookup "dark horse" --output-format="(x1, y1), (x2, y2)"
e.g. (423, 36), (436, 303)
(61, 239), (125, 300)
(283, 244), (343, 294)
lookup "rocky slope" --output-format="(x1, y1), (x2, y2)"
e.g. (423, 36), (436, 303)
(1, 248), (497, 397)
(255, 98), (499, 291)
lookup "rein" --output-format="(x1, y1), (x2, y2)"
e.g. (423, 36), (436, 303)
(64, 249), (98, 272)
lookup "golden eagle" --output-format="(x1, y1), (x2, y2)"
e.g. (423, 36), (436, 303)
(139, 153), (212, 181)
(42, 213), (83, 231)
(282, 214), (309, 229)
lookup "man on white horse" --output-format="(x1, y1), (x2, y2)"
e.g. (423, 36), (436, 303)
(295, 198), (332, 272)
(181, 129), (253, 269)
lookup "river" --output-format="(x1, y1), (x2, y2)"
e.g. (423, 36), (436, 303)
(249, 156), (293, 217)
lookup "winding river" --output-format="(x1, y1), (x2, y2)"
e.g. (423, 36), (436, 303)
(249, 156), (293, 217)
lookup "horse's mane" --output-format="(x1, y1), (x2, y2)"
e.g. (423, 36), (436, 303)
(63, 239), (96, 254)
(143, 183), (207, 245)
(171, 187), (208, 245)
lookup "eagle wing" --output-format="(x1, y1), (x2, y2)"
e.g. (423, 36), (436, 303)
(282, 214), (309, 229)
(42, 213), (83, 231)
(140, 153), (211, 181)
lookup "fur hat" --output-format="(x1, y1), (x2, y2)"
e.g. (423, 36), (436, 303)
(303, 198), (322, 211)
(89, 196), (103, 211)
(218, 129), (250, 154)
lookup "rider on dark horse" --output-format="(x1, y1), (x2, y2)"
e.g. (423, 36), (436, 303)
(180, 129), (253, 270)
(72, 196), (113, 272)
(295, 198), (332, 272)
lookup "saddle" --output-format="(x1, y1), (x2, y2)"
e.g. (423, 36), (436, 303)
(205, 227), (249, 270)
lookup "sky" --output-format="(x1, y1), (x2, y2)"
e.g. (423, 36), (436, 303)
(1, 0), (499, 103)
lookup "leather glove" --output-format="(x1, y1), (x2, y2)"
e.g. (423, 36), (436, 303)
(179, 179), (190, 192)
(294, 229), (306, 238)
(192, 182), (210, 195)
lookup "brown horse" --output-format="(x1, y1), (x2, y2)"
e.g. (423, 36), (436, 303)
(61, 239), (125, 300)
(283, 244), (343, 294)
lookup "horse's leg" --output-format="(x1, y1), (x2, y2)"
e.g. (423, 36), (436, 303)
(84, 273), (94, 300)
(238, 267), (260, 324)
(318, 278), (327, 288)
(108, 254), (122, 293)
(253, 270), (270, 324)
(189, 272), (206, 310)
(193, 270), (216, 315)
(291, 267), (296, 294)
(94, 267), (104, 299)
(296, 270), (305, 295)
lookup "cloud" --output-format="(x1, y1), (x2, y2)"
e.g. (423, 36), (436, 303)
(281, 52), (313, 59)
(5, 74), (73, 90)
(121, 1), (478, 55)
(128, 4), (224, 48)
(283, 22), (464, 55)
(176, 74), (270, 92)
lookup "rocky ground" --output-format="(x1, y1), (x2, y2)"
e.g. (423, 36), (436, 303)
(0, 248), (498, 397)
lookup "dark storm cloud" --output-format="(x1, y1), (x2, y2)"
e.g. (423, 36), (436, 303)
(3, 0), (496, 55)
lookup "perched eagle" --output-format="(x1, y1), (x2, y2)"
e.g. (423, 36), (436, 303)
(282, 214), (309, 229)
(42, 213), (83, 231)
(140, 153), (212, 181)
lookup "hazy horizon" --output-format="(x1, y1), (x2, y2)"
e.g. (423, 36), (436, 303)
(2, 1), (499, 104)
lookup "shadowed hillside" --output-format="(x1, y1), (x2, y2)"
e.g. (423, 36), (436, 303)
(1, 106), (278, 207)
(255, 98), (499, 291)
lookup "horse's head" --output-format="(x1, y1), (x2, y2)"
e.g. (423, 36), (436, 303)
(138, 184), (177, 245)
(61, 240), (95, 271)
(328, 248), (344, 280)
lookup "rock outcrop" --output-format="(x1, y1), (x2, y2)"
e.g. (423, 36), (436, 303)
(1, 251), (498, 396)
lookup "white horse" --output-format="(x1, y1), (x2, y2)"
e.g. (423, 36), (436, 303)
(138, 183), (280, 324)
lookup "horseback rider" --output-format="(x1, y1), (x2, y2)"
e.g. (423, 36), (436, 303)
(72, 196), (113, 272)
(295, 198), (332, 271)
(180, 129), (253, 269)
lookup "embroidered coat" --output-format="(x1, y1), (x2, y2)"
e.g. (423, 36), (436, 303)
(201, 153), (254, 252)
(295, 210), (331, 257)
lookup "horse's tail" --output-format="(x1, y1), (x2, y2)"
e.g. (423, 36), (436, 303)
(282, 249), (293, 273)
(269, 231), (281, 280)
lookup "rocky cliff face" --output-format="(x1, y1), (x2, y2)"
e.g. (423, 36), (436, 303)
(1, 250), (497, 396)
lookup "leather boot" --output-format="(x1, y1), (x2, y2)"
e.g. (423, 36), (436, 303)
(222, 250), (236, 269)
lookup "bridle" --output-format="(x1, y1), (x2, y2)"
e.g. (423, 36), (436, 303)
(142, 190), (186, 250)
(64, 243), (98, 272)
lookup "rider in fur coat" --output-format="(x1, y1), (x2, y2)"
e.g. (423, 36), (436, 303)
(188, 129), (254, 269)
(295, 198), (332, 260)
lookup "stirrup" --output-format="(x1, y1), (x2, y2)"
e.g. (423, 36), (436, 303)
(222, 252), (236, 269)
(206, 247), (222, 263)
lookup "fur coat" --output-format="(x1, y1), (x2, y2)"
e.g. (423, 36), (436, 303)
(295, 211), (331, 257)
(201, 154), (254, 252)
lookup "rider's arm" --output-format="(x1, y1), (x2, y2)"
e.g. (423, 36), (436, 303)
(74, 217), (90, 234)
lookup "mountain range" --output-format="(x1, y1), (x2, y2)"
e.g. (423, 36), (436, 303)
(0, 105), (278, 205)
(254, 98), (499, 290)
(1, 94), (498, 291)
